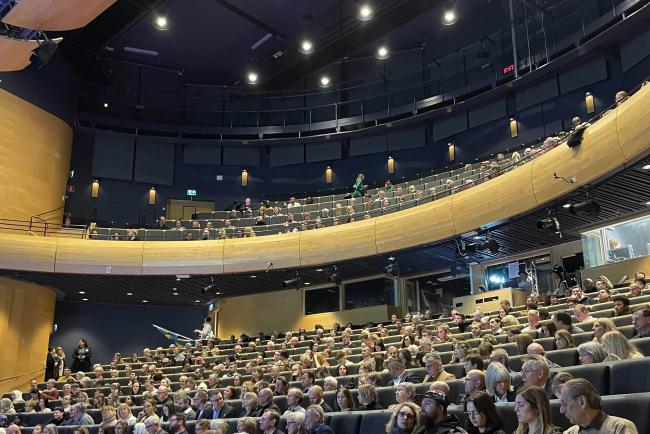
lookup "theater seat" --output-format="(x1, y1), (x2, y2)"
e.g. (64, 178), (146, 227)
(601, 392), (650, 434)
(632, 337), (650, 356)
(557, 364), (609, 395)
(359, 410), (391, 434)
(445, 363), (466, 379)
(377, 386), (397, 407)
(546, 348), (578, 367)
(609, 357), (650, 394)
(328, 412), (362, 434)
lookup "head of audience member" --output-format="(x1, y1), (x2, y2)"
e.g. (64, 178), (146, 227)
(526, 343), (547, 359)
(258, 409), (281, 434)
(485, 362), (512, 400)
(615, 90), (629, 106)
(168, 414), (185, 434)
(577, 341), (607, 365)
(336, 387), (355, 412)
(515, 334), (534, 356)
(387, 358), (406, 380)
(515, 386), (555, 434)
(601, 330), (641, 360)
(416, 391), (449, 431)
(236, 417), (257, 434)
(560, 378), (608, 428)
(386, 401), (420, 434)
(465, 391), (504, 433)
(285, 411), (305, 434)
(304, 406), (327, 433)
(633, 307), (650, 335)
(463, 353), (484, 374)
(394, 382), (416, 405)
(628, 281), (644, 298)
(597, 287), (611, 303)
(521, 356), (549, 388)
(525, 296), (537, 310)
(301, 371), (315, 390)
(552, 312), (573, 332)
(464, 369), (486, 395)
(613, 296), (630, 316)
(555, 330), (575, 350)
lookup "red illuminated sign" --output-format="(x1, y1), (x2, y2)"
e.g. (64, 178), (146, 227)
(503, 64), (515, 75)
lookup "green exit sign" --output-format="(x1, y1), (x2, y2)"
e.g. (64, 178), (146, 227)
(186, 189), (197, 197)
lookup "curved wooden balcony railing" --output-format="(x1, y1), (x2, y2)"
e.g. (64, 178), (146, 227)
(0, 84), (648, 276)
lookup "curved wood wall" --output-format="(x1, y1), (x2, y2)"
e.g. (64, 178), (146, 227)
(0, 85), (648, 276)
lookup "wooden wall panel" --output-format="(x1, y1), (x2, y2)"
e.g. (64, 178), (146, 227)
(55, 239), (144, 275)
(375, 198), (455, 253)
(616, 84), (650, 161)
(452, 164), (537, 234)
(223, 233), (300, 273)
(531, 109), (624, 205)
(299, 219), (377, 266)
(0, 234), (58, 272)
(0, 90), (72, 224)
(142, 240), (224, 275)
(0, 277), (55, 392)
(2, 0), (117, 31)
(0, 37), (39, 72)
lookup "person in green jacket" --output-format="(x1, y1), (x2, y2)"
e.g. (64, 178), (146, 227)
(352, 173), (367, 198)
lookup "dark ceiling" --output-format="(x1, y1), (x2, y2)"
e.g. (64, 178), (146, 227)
(56, 0), (515, 88)
(4, 156), (649, 306)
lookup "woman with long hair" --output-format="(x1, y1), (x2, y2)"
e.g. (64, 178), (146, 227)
(514, 386), (562, 434)
(486, 363), (515, 404)
(592, 318), (617, 343)
(455, 391), (505, 434)
(601, 330), (643, 360)
(385, 401), (420, 434)
(336, 387), (356, 412)
(554, 330), (575, 350)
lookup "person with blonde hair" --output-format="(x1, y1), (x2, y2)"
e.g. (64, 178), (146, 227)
(514, 386), (561, 434)
(592, 318), (617, 343)
(601, 330), (643, 360)
(208, 419), (228, 434)
(240, 391), (258, 417)
(385, 401), (420, 434)
(357, 384), (383, 410)
(242, 226), (256, 237)
(0, 398), (15, 414)
(486, 362), (514, 404)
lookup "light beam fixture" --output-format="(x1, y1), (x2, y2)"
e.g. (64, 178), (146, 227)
(241, 169), (248, 187)
(246, 72), (259, 85)
(358, 4), (374, 21)
(319, 75), (332, 88)
(148, 187), (156, 205)
(325, 166), (333, 184)
(91, 180), (99, 198)
(376, 46), (390, 60)
(387, 156), (395, 174)
(585, 92), (595, 114)
(154, 13), (168, 30)
(568, 199), (600, 216)
(442, 9), (457, 25)
(299, 40), (314, 54)
(510, 117), (518, 138)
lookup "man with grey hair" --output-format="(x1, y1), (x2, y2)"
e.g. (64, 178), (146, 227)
(520, 355), (552, 397)
(145, 416), (168, 434)
(285, 411), (306, 434)
(304, 405), (334, 434)
(283, 388), (305, 415)
(422, 353), (455, 383)
(307, 385), (333, 413)
(62, 403), (94, 425)
(254, 388), (281, 417)
(387, 358), (422, 386)
(560, 378), (638, 433)
(389, 382), (418, 410)
(322, 376), (338, 392)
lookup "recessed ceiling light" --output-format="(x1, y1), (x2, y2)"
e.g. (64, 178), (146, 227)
(154, 14), (168, 31)
(646, 201), (650, 206)
(78, 291), (86, 294)
(376, 46), (389, 60)
(126, 292), (133, 296)
(195, 300), (201, 303)
(215, 292), (221, 295)
(172, 292), (179, 296)
(299, 40), (314, 54)
(103, 102), (108, 108)
(142, 300), (148, 303)
(642, 164), (650, 170)
(247, 72), (259, 84)
(442, 10), (457, 25)
(563, 203), (572, 208)
(250, 275), (257, 278)
(316, 269), (323, 272)
(358, 4), (373, 21)
(304, 282), (311, 285)
(172, 287), (177, 290)
(388, 256), (396, 261)
(82, 298), (88, 301)
(320, 75), (332, 88)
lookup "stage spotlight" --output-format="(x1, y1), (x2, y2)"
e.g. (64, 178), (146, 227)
(154, 14), (168, 30)
(358, 4), (373, 21)
(247, 72), (259, 84)
(568, 200), (600, 216)
(33, 39), (58, 67)
(328, 265), (342, 285)
(537, 217), (560, 231)
(376, 46), (389, 60)
(442, 10), (457, 25)
(319, 75), (332, 88)
(479, 239), (500, 254)
(299, 40), (314, 54)
(283, 272), (302, 289)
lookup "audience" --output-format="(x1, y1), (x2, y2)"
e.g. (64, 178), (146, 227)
(385, 402), (420, 434)
(413, 391), (459, 434)
(514, 386), (560, 434)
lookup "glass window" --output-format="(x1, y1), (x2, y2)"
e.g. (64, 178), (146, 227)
(344, 278), (395, 310)
(304, 286), (339, 315)
(582, 214), (650, 268)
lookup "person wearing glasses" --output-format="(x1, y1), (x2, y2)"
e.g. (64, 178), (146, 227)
(559, 379), (638, 434)
(144, 416), (168, 434)
(453, 392), (505, 434)
(385, 402), (420, 434)
(284, 412), (305, 434)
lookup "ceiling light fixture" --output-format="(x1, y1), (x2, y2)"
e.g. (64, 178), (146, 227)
(442, 9), (457, 25)
(642, 164), (650, 170)
(78, 291), (86, 294)
(142, 300), (148, 303)
(195, 300), (201, 303)
(376, 46), (390, 60)
(299, 40), (314, 54)
(358, 4), (374, 21)
(126, 292), (133, 296)
(319, 75), (332, 88)
(567, 199), (600, 216)
(103, 102), (109, 108)
(247, 72), (259, 84)
(172, 292), (179, 296)
(82, 298), (88, 301)
(154, 14), (168, 31)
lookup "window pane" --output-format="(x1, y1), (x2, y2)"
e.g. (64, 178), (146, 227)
(305, 287), (339, 315)
(344, 278), (395, 310)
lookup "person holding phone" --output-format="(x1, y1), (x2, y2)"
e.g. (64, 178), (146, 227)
(451, 391), (505, 434)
